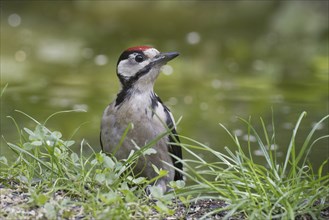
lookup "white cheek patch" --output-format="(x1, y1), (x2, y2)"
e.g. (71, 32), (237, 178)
(117, 58), (148, 78)
(144, 48), (160, 59)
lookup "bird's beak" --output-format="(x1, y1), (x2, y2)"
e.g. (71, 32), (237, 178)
(152, 52), (179, 65)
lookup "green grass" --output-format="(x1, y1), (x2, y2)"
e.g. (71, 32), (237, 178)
(0, 110), (185, 219)
(1, 110), (328, 219)
(175, 112), (329, 219)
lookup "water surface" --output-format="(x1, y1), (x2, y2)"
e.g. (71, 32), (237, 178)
(1, 2), (328, 172)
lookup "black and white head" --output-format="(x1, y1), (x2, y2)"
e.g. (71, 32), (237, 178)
(116, 46), (179, 91)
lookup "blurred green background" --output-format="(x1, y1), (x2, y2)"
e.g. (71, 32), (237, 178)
(1, 1), (328, 172)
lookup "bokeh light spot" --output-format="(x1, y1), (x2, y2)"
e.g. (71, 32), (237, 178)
(94, 54), (108, 66)
(8, 13), (21, 27)
(161, 65), (173, 75)
(183, 96), (193, 104)
(15, 50), (26, 62)
(186, 32), (201, 45)
(200, 102), (209, 111)
(211, 79), (222, 89)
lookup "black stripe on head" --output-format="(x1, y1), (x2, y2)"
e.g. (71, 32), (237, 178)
(116, 50), (152, 87)
(126, 64), (152, 86)
(115, 50), (152, 107)
(116, 50), (141, 86)
(117, 50), (142, 65)
(115, 64), (152, 107)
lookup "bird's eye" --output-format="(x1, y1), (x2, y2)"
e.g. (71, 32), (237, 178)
(135, 55), (144, 63)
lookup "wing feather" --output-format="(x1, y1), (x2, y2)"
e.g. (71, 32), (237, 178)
(156, 95), (183, 180)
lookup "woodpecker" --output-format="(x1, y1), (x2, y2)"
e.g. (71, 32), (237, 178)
(100, 46), (183, 192)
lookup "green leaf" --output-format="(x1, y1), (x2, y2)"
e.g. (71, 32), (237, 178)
(132, 177), (146, 184)
(24, 127), (37, 140)
(179, 195), (192, 207)
(31, 140), (42, 146)
(152, 164), (160, 174)
(23, 142), (35, 150)
(120, 181), (129, 190)
(51, 131), (62, 139)
(64, 140), (75, 147)
(143, 148), (157, 155)
(46, 140), (55, 147)
(105, 172), (118, 184)
(35, 124), (47, 138)
(155, 200), (172, 214)
(95, 153), (104, 163)
(95, 173), (105, 184)
(54, 147), (62, 157)
(149, 186), (163, 198)
(175, 180), (186, 189)
(44, 202), (57, 219)
(126, 149), (135, 159)
(91, 158), (98, 165)
(23, 127), (34, 136)
(100, 192), (120, 204)
(158, 169), (168, 177)
(35, 194), (48, 206)
(70, 152), (79, 163)
(121, 189), (137, 202)
(103, 155), (115, 169)
(117, 164), (127, 176)
(0, 156), (8, 165)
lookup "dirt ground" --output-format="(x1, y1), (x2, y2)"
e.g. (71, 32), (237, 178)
(1, 183), (328, 220)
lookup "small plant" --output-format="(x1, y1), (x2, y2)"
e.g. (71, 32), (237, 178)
(0, 110), (182, 219)
(1, 110), (328, 219)
(175, 112), (329, 219)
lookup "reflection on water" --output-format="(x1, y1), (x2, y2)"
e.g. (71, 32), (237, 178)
(1, 2), (328, 173)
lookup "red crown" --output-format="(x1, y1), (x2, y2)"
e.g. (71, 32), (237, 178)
(126, 46), (152, 51)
